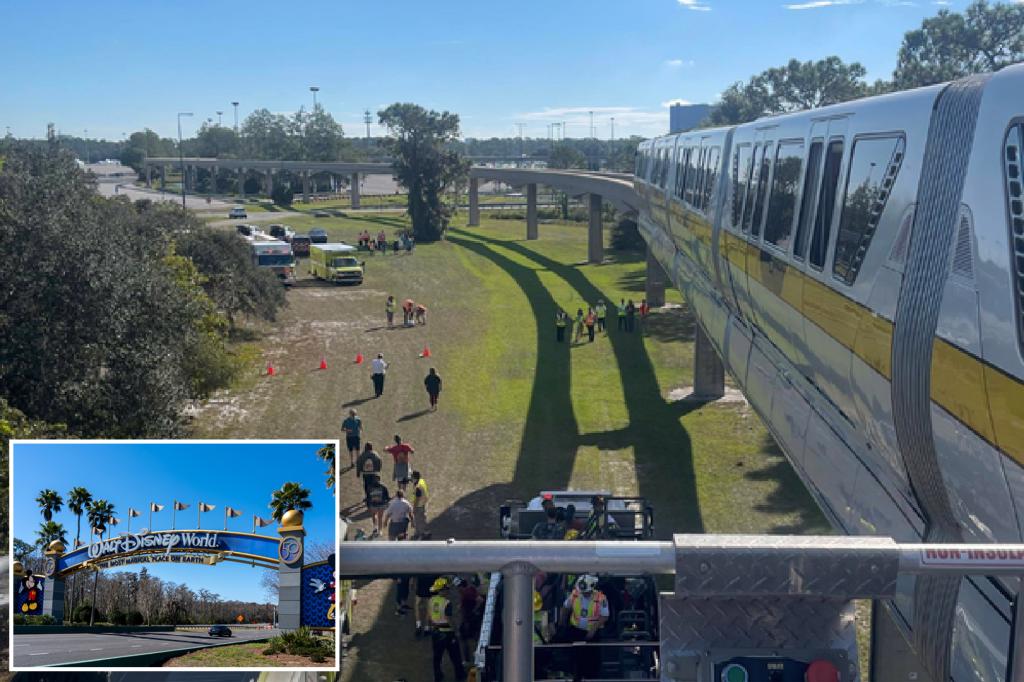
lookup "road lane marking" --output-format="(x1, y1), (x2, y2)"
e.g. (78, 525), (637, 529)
(132, 645), (142, 648)
(90, 648), (102, 651)
(28, 652), (50, 655)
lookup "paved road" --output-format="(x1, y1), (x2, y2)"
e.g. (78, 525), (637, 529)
(13, 628), (279, 667)
(108, 673), (333, 681)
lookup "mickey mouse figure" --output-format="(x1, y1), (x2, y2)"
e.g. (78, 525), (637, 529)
(20, 575), (40, 613)
(309, 570), (337, 622)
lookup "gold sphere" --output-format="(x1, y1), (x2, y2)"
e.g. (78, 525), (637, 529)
(280, 509), (304, 528)
(47, 540), (66, 554)
(12, 561), (24, 576)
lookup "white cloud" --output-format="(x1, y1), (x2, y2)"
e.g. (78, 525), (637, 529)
(932, 0), (951, 4)
(664, 59), (695, 68)
(677, 0), (712, 10)
(784, 0), (862, 8)
(661, 99), (693, 107)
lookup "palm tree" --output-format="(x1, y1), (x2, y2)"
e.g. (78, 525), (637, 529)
(36, 489), (63, 521)
(269, 482), (312, 521)
(87, 499), (116, 540)
(36, 520), (68, 548)
(316, 444), (336, 490)
(67, 487), (92, 548)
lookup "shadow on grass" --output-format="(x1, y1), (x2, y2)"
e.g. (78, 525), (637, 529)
(644, 304), (696, 345)
(350, 214), (409, 230)
(745, 433), (830, 534)
(397, 409), (431, 422)
(616, 269), (647, 293)
(449, 229), (705, 537)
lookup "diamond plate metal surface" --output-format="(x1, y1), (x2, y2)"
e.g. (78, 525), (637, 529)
(673, 534), (899, 598)
(659, 594), (860, 681)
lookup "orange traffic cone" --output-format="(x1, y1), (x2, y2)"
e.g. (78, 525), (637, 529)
(319, 356), (328, 370)
(355, 352), (364, 365)
(420, 345), (431, 358)
(266, 362), (275, 376)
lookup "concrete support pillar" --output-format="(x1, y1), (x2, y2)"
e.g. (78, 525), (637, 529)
(145, 165), (152, 188)
(265, 170), (273, 197)
(210, 166), (218, 194)
(693, 323), (725, 400)
(645, 244), (667, 307)
(159, 165), (166, 191)
(526, 183), (538, 240)
(468, 177), (480, 226)
(276, 515), (306, 632)
(40, 544), (66, 624)
(588, 193), (604, 264)
(239, 168), (246, 199)
(501, 562), (536, 682)
(302, 171), (311, 203)
(351, 172), (360, 209)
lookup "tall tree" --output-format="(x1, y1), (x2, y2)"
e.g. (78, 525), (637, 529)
(67, 487), (92, 548)
(706, 57), (868, 126)
(378, 103), (469, 241)
(548, 143), (587, 169)
(192, 123), (240, 158)
(36, 489), (63, 521)
(241, 109), (300, 160)
(13, 537), (36, 561)
(300, 104), (347, 162)
(36, 520), (67, 548)
(317, 444), (336, 491)
(894, 0), (1024, 89)
(269, 482), (312, 521)
(87, 499), (115, 539)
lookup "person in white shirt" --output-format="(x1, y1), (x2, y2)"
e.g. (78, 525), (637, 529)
(384, 489), (414, 540)
(371, 353), (388, 397)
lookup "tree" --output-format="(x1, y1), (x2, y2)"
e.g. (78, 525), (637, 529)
(271, 182), (295, 207)
(378, 103), (469, 241)
(242, 109), (300, 160)
(548, 144), (586, 169)
(706, 57), (868, 126)
(13, 538), (35, 561)
(67, 487), (93, 548)
(269, 481), (312, 521)
(36, 520), (67, 548)
(192, 123), (240, 158)
(317, 444), (336, 491)
(87, 499), (115, 539)
(36, 489), (63, 521)
(300, 104), (347, 162)
(894, 0), (1024, 89)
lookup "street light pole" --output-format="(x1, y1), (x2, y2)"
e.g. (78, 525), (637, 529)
(216, 111), (223, 126)
(177, 112), (193, 209)
(310, 86), (319, 109)
(231, 101), (239, 132)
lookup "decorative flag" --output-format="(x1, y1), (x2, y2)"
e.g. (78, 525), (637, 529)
(150, 503), (164, 512)
(127, 508), (141, 518)
(174, 501), (190, 511)
(198, 502), (215, 512)
(198, 502), (215, 529)
(108, 517), (120, 526)
(171, 500), (190, 530)
(253, 515), (274, 533)
(226, 507), (242, 518)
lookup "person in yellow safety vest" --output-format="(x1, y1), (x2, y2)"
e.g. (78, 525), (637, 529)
(563, 574), (609, 681)
(412, 471), (429, 539)
(555, 308), (568, 343)
(617, 299), (627, 331)
(428, 577), (466, 682)
(595, 299), (607, 332)
(533, 590), (553, 680)
(386, 295), (396, 328)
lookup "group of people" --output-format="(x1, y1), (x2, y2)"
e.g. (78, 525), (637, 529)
(357, 229), (416, 255)
(386, 296), (428, 328)
(556, 298), (650, 343)
(364, 351), (442, 408)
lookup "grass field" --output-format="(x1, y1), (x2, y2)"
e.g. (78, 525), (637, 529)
(162, 640), (333, 667)
(191, 213), (831, 681)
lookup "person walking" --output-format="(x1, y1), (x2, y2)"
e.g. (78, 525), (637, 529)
(585, 308), (596, 343)
(425, 368), (442, 410)
(428, 577), (466, 682)
(402, 299), (415, 326)
(595, 299), (607, 332)
(411, 471), (429, 539)
(378, 230), (388, 254)
(386, 434), (415, 492)
(355, 442), (382, 499)
(415, 302), (428, 325)
(617, 299), (627, 331)
(395, 574), (412, 616)
(386, 295), (397, 328)
(341, 409), (361, 467)
(415, 571), (440, 638)
(639, 298), (649, 334)
(384, 489), (414, 540)
(455, 576), (484, 662)
(555, 309), (568, 343)
(574, 308), (584, 344)
(365, 479), (390, 539)
(371, 353), (388, 398)
(626, 299), (636, 333)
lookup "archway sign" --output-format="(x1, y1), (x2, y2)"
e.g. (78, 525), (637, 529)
(27, 509), (335, 632)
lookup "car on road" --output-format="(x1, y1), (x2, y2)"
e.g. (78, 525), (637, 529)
(229, 206), (247, 219)
(312, 210), (330, 218)
(268, 224), (295, 241)
(236, 224), (253, 237)
(291, 235), (312, 257)
(208, 625), (232, 637)
(309, 243), (364, 285)
(309, 228), (329, 244)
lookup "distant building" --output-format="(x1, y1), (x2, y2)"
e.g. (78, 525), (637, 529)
(669, 103), (711, 133)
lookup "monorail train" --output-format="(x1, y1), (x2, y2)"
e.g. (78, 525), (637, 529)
(634, 64), (1024, 681)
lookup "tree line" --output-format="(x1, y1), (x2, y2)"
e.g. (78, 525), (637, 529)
(705, 0), (1023, 125)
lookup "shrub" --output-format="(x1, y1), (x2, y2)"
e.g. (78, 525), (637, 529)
(26, 614), (55, 625)
(127, 610), (144, 626)
(72, 604), (102, 624)
(310, 652), (325, 663)
(271, 183), (294, 207)
(13, 615), (25, 625)
(110, 609), (127, 625)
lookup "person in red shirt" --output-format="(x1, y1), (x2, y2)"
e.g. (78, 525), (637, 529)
(402, 299), (415, 326)
(414, 303), (428, 325)
(385, 434), (415, 492)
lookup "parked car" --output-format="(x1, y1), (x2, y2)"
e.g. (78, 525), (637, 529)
(309, 228), (329, 244)
(269, 224), (295, 241)
(208, 625), (232, 637)
(291, 235), (312, 257)
(229, 206), (247, 219)
(236, 224), (252, 237)
(312, 210), (330, 218)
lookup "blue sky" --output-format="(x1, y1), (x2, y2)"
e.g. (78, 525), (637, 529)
(1, 0), (981, 141)
(12, 441), (336, 603)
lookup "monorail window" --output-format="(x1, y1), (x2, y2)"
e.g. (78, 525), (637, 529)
(751, 142), (774, 238)
(675, 147), (689, 199)
(742, 145), (762, 233)
(794, 140), (824, 261)
(702, 146), (721, 211)
(833, 135), (905, 285)
(661, 148), (671, 188)
(684, 146), (700, 206)
(809, 138), (845, 270)
(732, 144), (752, 229)
(764, 141), (804, 251)
(693, 147), (708, 208)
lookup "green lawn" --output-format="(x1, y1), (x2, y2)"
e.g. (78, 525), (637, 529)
(162, 640), (332, 667)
